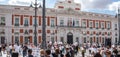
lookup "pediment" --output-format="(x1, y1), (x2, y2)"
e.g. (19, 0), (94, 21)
(57, 8), (81, 15)
(66, 8), (80, 14)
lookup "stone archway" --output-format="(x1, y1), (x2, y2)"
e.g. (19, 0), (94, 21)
(67, 32), (73, 44)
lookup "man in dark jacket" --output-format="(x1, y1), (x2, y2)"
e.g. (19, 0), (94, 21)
(23, 44), (28, 57)
(28, 49), (33, 57)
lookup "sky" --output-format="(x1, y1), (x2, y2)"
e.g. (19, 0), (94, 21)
(0, 0), (119, 15)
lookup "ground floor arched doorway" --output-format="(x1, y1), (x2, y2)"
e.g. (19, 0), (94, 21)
(67, 32), (73, 44)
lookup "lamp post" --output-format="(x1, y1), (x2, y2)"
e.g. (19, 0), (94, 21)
(30, 0), (41, 46)
(41, 0), (47, 49)
(30, 0), (46, 48)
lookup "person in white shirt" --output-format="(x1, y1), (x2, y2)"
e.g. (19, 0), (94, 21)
(1, 47), (7, 57)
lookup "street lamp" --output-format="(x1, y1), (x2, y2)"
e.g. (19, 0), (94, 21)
(30, 0), (46, 48)
(30, 0), (41, 46)
(41, 0), (47, 49)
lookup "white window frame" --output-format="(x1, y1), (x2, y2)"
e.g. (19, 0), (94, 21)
(84, 37), (86, 43)
(82, 21), (86, 27)
(75, 20), (79, 26)
(0, 17), (5, 23)
(107, 22), (110, 29)
(101, 22), (105, 28)
(50, 19), (55, 26)
(102, 37), (104, 43)
(115, 24), (117, 28)
(14, 36), (19, 43)
(51, 37), (54, 43)
(89, 21), (93, 28)
(95, 22), (99, 28)
(96, 37), (99, 43)
(14, 16), (20, 25)
(32, 17), (38, 26)
(24, 17), (29, 26)
(60, 19), (64, 26)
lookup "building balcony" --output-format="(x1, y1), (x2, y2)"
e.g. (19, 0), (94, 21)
(89, 27), (93, 29)
(108, 34), (110, 36)
(24, 24), (29, 26)
(107, 28), (110, 30)
(33, 24), (38, 26)
(14, 24), (19, 26)
(57, 25), (81, 28)
(50, 25), (55, 27)
(101, 28), (104, 30)
(102, 34), (104, 36)
(96, 27), (99, 29)
(90, 34), (93, 35)
(14, 32), (19, 35)
(96, 33), (99, 35)
(0, 23), (5, 26)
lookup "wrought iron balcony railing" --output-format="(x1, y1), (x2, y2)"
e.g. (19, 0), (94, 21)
(14, 24), (19, 26)
(24, 24), (29, 26)
(107, 28), (110, 30)
(0, 23), (5, 26)
(57, 25), (82, 28)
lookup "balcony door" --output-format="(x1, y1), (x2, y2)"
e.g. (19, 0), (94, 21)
(1, 36), (5, 44)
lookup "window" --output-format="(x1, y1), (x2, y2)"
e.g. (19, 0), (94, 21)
(76, 37), (79, 43)
(90, 32), (93, 35)
(0, 17), (5, 25)
(33, 18), (38, 26)
(67, 19), (72, 26)
(84, 37), (86, 43)
(96, 37), (99, 43)
(108, 32), (110, 36)
(101, 22), (104, 29)
(24, 18), (29, 26)
(115, 24), (117, 28)
(102, 37), (104, 43)
(24, 30), (29, 34)
(15, 36), (19, 43)
(115, 24), (117, 30)
(51, 19), (55, 27)
(75, 20), (79, 26)
(107, 22), (110, 29)
(60, 20), (64, 26)
(15, 17), (19, 26)
(115, 38), (117, 44)
(60, 37), (64, 43)
(51, 37), (54, 43)
(25, 37), (29, 44)
(95, 22), (99, 29)
(90, 37), (92, 43)
(1, 36), (5, 44)
(82, 21), (86, 28)
(89, 21), (93, 28)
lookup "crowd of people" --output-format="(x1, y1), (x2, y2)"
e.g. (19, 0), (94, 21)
(0, 42), (120, 57)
